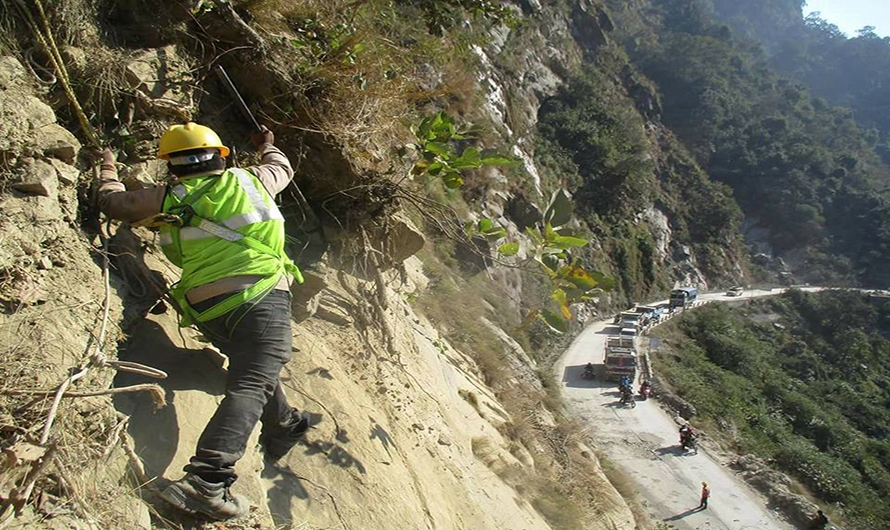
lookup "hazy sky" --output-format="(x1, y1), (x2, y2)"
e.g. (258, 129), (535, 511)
(804, 0), (890, 37)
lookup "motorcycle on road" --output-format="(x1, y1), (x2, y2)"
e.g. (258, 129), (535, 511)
(619, 388), (636, 408)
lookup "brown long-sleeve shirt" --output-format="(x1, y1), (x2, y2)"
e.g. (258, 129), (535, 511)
(97, 144), (295, 304)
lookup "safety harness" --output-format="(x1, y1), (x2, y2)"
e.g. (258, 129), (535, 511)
(142, 170), (303, 327)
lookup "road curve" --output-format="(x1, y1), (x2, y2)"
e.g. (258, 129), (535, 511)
(556, 288), (822, 529)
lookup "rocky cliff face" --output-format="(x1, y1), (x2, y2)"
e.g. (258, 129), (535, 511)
(469, 1), (743, 302)
(0, 0), (749, 528)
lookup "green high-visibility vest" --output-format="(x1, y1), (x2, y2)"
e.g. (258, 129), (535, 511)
(159, 167), (303, 327)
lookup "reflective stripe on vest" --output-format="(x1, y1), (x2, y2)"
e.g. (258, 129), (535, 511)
(159, 169), (284, 246)
(158, 167), (302, 326)
(159, 167), (294, 284)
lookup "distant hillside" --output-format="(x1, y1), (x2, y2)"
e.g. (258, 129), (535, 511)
(705, 0), (890, 149)
(604, 0), (890, 287)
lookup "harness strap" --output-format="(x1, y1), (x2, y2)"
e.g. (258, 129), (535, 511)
(172, 212), (303, 327)
(157, 171), (303, 327)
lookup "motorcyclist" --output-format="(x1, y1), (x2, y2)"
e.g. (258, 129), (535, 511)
(619, 375), (631, 392)
(583, 363), (595, 378)
(620, 384), (634, 402)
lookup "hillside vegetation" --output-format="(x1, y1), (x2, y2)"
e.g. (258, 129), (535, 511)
(653, 290), (890, 529)
(606, 0), (890, 287)
(705, 0), (890, 145)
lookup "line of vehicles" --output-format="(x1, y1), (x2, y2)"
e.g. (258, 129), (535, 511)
(597, 287), (701, 385)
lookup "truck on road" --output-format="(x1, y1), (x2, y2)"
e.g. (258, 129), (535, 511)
(604, 336), (637, 382)
(670, 287), (698, 310)
(614, 311), (645, 331)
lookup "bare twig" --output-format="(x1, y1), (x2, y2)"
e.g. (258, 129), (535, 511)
(54, 459), (98, 523)
(1, 384), (167, 408)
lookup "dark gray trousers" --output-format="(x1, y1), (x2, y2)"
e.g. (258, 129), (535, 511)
(185, 289), (296, 485)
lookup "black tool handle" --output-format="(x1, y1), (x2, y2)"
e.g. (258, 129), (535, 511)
(214, 64), (263, 133)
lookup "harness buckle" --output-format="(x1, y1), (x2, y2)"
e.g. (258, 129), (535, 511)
(134, 212), (186, 229)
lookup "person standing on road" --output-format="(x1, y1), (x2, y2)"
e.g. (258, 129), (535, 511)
(97, 122), (311, 520)
(698, 481), (710, 510)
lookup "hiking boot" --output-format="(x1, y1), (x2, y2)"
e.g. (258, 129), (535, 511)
(160, 474), (249, 520)
(260, 409), (321, 461)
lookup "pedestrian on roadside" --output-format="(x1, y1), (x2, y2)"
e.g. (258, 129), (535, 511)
(811, 509), (830, 529)
(698, 481), (710, 510)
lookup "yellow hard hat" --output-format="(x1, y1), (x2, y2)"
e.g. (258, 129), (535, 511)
(158, 122), (230, 159)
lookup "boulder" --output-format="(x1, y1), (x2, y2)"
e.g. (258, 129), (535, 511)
(48, 158), (80, 186)
(292, 265), (329, 322)
(31, 124), (81, 163)
(380, 213), (426, 267)
(12, 158), (59, 198)
(0, 57), (56, 155)
(0, 56), (28, 89)
(125, 46), (178, 99)
(119, 160), (167, 186)
(639, 207), (672, 262)
(572, 1), (609, 49)
(23, 96), (57, 130)
(125, 46), (195, 119)
(60, 46), (88, 75)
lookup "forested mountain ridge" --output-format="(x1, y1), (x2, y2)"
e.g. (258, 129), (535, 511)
(604, 0), (890, 287)
(704, 0), (890, 153)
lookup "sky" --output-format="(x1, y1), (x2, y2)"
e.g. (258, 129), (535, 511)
(804, 0), (890, 37)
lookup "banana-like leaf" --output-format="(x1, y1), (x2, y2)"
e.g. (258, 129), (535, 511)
(549, 235), (589, 249)
(443, 172), (464, 189)
(560, 265), (600, 291)
(541, 254), (560, 273)
(589, 270), (616, 291)
(540, 309), (568, 333)
(543, 189), (574, 228)
(483, 228), (507, 240)
(424, 141), (450, 156)
(480, 149), (518, 166)
(427, 161), (444, 175)
(498, 242), (520, 256)
(477, 218), (506, 239)
(451, 147), (482, 169)
(544, 222), (557, 241)
(551, 289), (572, 319)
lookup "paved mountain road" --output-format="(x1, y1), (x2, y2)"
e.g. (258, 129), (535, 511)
(556, 288), (823, 529)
